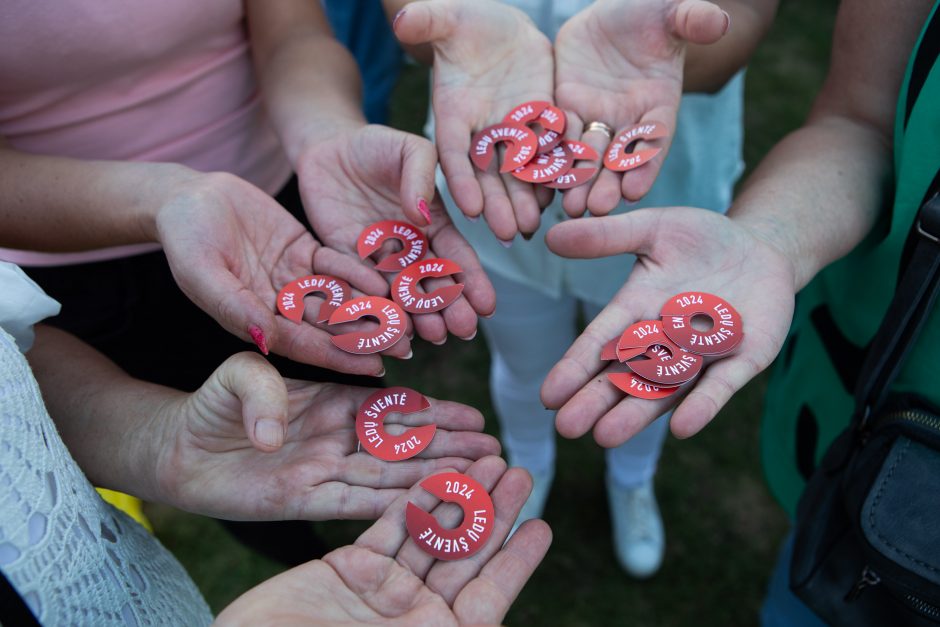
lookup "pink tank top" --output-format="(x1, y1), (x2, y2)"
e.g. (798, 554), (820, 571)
(0, 0), (292, 265)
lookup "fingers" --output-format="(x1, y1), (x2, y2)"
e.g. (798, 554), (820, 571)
(427, 221), (496, 319)
(670, 0), (731, 45)
(560, 112), (603, 218)
(398, 134), (440, 227)
(451, 519), (552, 624)
(312, 246), (389, 302)
(213, 352), (289, 452)
(435, 108), (485, 221)
(273, 317), (387, 376)
(545, 210), (661, 259)
(392, 0), (458, 46)
(619, 110), (676, 202)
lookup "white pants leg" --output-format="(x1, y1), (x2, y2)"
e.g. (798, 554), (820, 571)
(483, 275), (670, 486)
(481, 273), (576, 476)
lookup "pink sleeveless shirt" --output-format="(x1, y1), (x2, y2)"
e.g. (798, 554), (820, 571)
(0, 0), (292, 265)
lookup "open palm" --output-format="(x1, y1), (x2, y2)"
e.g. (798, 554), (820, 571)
(215, 456), (552, 625)
(394, 0), (555, 241)
(152, 353), (501, 521)
(554, 0), (729, 215)
(541, 207), (795, 446)
(297, 125), (496, 344)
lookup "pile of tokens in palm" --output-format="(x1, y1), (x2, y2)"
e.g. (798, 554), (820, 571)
(275, 220), (464, 355)
(469, 100), (668, 189)
(603, 292), (743, 399)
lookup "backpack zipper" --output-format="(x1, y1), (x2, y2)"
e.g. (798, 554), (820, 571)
(846, 565), (881, 601)
(907, 594), (940, 620)
(873, 409), (940, 432)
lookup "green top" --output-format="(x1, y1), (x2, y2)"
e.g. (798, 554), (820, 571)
(761, 1), (940, 517)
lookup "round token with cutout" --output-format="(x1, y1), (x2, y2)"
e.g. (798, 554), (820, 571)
(405, 472), (495, 561)
(660, 291), (743, 356)
(356, 220), (428, 272)
(356, 387), (436, 462)
(470, 123), (539, 173)
(276, 274), (351, 324)
(603, 121), (668, 172)
(327, 296), (406, 354)
(391, 258), (464, 314)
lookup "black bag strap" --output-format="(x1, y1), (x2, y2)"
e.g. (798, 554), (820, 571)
(0, 568), (40, 626)
(854, 189), (940, 426)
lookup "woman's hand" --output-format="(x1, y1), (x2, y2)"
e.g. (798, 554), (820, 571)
(554, 0), (729, 216)
(153, 352), (501, 520)
(155, 171), (395, 376)
(215, 456), (552, 626)
(296, 124), (496, 344)
(393, 0), (555, 242)
(541, 207), (795, 446)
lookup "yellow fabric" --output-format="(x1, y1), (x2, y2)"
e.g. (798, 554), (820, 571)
(96, 488), (153, 533)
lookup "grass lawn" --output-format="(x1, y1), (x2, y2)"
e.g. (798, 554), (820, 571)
(148, 1), (839, 623)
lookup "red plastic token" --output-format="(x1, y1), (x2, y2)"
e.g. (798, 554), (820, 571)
(660, 292), (743, 356)
(405, 472), (495, 561)
(503, 101), (566, 154)
(627, 342), (703, 386)
(546, 140), (600, 190)
(603, 121), (668, 172)
(327, 296), (406, 354)
(356, 387), (436, 462)
(607, 372), (680, 399)
(391, 258), (464, 314)
(601, 337), (619, 361)
(470, 123), (539, 173)
(510, 144), (573, 184)
(616, 320), (670, 361)
(356, 220), (428, 272)
(276, 275), (351, 324)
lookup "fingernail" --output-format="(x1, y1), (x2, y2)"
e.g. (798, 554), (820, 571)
(498, 237), (514, 248)
(483, 309), (496, 319)
(417, 197), (432, 225)
(255, 419), (283, 448)
(460, 329), (478, 341)
(392, 8), (406, 29)
(374, 368), (386, 378)
(431, 337), (447, 346)
(402, 349), (413, 360)
(721, 10), (731, 34)
(465, 214), (480, 223)
(248, 325), (269, 355)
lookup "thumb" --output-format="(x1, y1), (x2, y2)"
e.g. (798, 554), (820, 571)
(392, 0), (459, 46)
(545, 210), (663, 259)
(214, 352), (289, 452)
(398, 134), (440, 227)
(669, 0), (730, 45)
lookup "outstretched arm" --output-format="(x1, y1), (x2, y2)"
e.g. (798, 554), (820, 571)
(543, 0), (934, 446)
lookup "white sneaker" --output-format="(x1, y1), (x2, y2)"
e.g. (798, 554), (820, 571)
(606, 475), (665, 578)
(508, 463), (554, 537)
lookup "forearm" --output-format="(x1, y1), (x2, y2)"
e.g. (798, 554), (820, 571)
(247, 0), (367, 165)
(683, 0), (778, 93)
(0, 142), (197, 252)
(26, 325), (182, 502)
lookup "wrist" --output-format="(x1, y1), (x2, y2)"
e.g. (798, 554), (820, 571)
(137, 163), (204, 242)
(286, 115), (367, 167)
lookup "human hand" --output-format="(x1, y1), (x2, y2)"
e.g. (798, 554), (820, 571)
(393, 0), (555, 242)
(541, 208), (795, 446)
(296, 124), (496, 344)
(152, 352), (501, 520)
(554, 0), (730, 216)
(154, 171), (394, 376)
(215, 456), (552, 625)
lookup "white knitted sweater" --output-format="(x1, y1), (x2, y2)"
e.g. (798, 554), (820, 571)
(0, 264), (212, 625)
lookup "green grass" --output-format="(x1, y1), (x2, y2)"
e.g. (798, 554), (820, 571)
(149, 1), (839, 622)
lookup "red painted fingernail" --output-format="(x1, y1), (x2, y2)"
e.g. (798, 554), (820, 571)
(417, 197), (432, 225)
(393, 8), (406, 29)
(248, 325), (269, 355)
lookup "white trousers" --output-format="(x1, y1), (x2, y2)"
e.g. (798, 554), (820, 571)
(481, 272), (670, 488)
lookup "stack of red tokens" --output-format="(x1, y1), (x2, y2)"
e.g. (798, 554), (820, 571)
(469, 100), (668, 190)
(603, 292), (743, 399)
(275, 220), (465, 355)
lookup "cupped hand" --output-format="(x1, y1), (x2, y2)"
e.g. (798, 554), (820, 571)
(154, 171), (394, 375)
(394, 0), (555, 242)
(541, 208), (795, 446)
(296, 124), (496, 345)
(152, 352), (502, 520)
(554, 0), (729, 216)
(214, 456), (552, 626)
